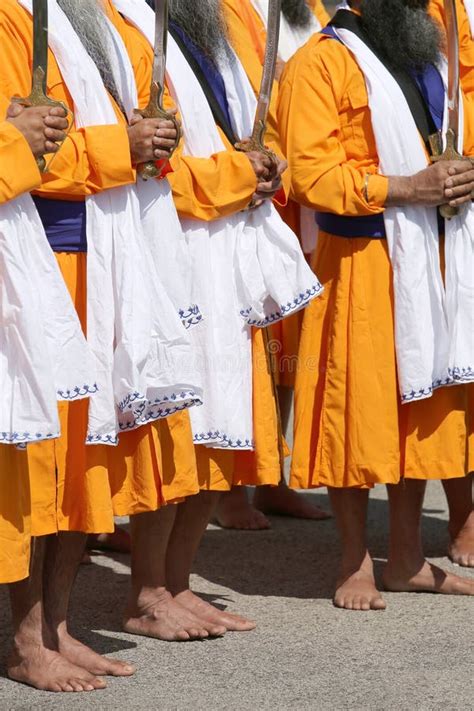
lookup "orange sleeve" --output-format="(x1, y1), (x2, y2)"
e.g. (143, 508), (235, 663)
(0, 0), (135, 200)
(168, 131), (258, 221)
(0, 118), (41, 203)
(277, 36), (388, 215)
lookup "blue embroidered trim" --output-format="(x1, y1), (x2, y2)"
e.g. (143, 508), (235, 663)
(193, 430), (254, 449)
(179, 304), (203, 330)
(118, 389), (201, 413)
(240, 283), (323, 327)
(401, 367), (474, 402)
(0, 431), (57, 444)
(57, 383), (99, 400)
(87, 396), (203, 445)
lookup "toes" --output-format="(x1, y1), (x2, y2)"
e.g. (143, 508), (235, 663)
(207, 625), (226, 637)
(371, 597), (387, 610)
(61, 683), (75, 692)
(106, 660), (136, 677)
(90, 676), (107, 689)
(175, 630), (191, 642)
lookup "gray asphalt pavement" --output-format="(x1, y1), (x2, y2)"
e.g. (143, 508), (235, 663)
(0, 481), (473, 710)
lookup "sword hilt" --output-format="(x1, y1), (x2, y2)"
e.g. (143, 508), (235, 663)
(430, 127), (469, 219)
(11, 67), (72, 173)
(235, 119), (279, 170)
(133, 81), (181, 181)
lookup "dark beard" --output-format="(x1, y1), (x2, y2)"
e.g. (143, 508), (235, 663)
(57, 0), (123, 107)
(168, 0), (231, 66)
(359, 0), (443, 71)
(281, 0), (313, 28)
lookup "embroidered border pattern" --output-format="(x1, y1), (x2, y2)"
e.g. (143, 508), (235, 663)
(193, 430), (254, 449)
(87, 396), (203, 445)
(57, 383), (99, 400)
(118, 389), (202, 414)
(240, 283), (323, 327)
(0, 431), (58, 444)
(401, 367), (474, 403)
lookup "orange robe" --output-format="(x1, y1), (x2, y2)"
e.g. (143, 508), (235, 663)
(0, 110), (40, 583)
(0, 0), (196, 535)
(124, 15), (282, 490)
(278, 33), (473, 489)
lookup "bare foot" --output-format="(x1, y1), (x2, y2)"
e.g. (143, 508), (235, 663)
(254, 485), (331, 521)
(123, 589), (213, 641)
(8, 637), (106, 692)
(88, 525), (131, 554)
(174, 590), (256, 631)
(448, 512), (474, 568)
(383, 560), (474, 595)
(334, 554), (386, 611)
(213, 488), (271, 530)
(57, 629), (135, 677)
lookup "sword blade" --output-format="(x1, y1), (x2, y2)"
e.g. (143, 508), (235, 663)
(444, 0), (460, 137)
(151, 0), (168, 90)
(32, 0), (48, 94)
(252, 0), (281, 140)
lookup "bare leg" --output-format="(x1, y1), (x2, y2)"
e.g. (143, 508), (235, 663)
(168, 491), (256, 631)
(383, 480), (474, 594)
(214, 486), (271, 530)
(443, 475), (474, 567)
(8, 537), (105, 692)
(43, 531), (134, 676)
(123, 506), (212, 641)
(329, 488), (386, 611)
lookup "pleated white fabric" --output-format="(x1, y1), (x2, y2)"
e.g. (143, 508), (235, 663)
(18, 0), (202, 445)
(0, 193), (97, 446)
(334, 20), (474, 402)
(115, 0), (322, 449)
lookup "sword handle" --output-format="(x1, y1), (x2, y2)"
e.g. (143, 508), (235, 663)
(11, 67), (72, 173)
(133, 81), (181, 181)
(235, 119), (279, 169)
(430, 128), (468, 219)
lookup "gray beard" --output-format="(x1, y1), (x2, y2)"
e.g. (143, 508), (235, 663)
(57, 0), (123, 106)
(168, 0), (232, 66)
(281, 0), (313, 28)
(359, 0), (443, 71)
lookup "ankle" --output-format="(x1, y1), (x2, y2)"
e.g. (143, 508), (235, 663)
(128, 585), (170, 614)
(448, 510), (474, 538)
(339, 548), (372, 576)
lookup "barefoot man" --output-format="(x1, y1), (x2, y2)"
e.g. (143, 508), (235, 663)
(1, 0), (183, 690)
(0, 95), (68, 676)
(428, 0), (474, 567)
(278, 0), (474, 610)
(213, 0), (332, 530)
(113, 0), (323, 637)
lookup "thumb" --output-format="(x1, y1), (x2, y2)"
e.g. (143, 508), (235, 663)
(6, 102), (24, 119)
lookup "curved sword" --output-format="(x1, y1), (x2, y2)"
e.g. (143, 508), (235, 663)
(235, 0), (281, 163)
(430, 0), (467, 219)
(134, 0), (181, 180)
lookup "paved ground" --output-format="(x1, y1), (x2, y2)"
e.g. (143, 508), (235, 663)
(0, 481), (473, 710)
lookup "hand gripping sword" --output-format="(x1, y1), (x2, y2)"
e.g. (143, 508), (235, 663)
(429, 0), (468, 219)
(134, 0), (181, 180)
(12, 0), (70, 173)
(237, 0), (286, 479)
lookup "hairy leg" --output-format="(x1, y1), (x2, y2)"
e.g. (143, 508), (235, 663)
(168, 491), (255, 631)
(43, 531), (135, 676)
(383, 479), (474, 595)
(329, 488), (386, 611)
(8, 537), (105, 692)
